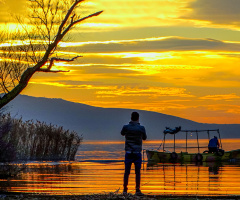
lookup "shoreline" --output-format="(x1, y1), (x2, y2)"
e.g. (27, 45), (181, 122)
(0, 192), (239, 200)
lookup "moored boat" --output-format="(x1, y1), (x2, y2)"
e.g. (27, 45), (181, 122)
(145, 128), (240, 163)
(146, 148), (240, 163)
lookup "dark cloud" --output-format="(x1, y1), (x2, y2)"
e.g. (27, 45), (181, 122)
(57, 80), (103, 86)
(60, 37), (240, 53)
(183, 0), (240, 26)
(219, 53), (240, 58)
(68, 64), (138, 75)
(81, 66), (135, 75)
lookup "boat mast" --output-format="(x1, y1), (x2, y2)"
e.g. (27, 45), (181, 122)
(196, 130), (200, 153)
(174, 133), (176, 152)
(163, 133), (166, 152)
(186, 131), (188, 152)
(217, 129), (222, 149)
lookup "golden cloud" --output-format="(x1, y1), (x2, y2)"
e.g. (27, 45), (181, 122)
(205, 104), (240, 114)
(86, 0), (194, 28)
(96, 86), (194, 98)
(199, 94), (240, 101)
(29, 81), (119, 90)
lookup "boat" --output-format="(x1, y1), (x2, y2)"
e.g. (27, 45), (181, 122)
(145, 128), (240, 163)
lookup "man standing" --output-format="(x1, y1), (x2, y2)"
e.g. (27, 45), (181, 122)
(121, 112), (147, 196)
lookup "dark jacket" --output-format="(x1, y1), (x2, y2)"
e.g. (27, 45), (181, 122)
(121, 121), (147, 152)
(208, 137), (219, 148)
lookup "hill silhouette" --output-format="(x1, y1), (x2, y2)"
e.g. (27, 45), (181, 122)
(7, 95), (240, 140)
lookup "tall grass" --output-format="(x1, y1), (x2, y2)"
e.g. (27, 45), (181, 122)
(0, 113), (82, 162)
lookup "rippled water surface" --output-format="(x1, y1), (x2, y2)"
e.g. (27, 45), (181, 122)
(0, 139), (240, 196)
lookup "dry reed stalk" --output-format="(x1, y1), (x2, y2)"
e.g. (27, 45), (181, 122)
(0, 113), (82, 162)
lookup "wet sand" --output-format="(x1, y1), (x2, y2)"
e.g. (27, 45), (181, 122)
(0, 192), (239, 200)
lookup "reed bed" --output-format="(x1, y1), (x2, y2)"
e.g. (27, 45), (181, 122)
(0, 113), (82, 162)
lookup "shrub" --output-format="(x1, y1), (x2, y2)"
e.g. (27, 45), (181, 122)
(0, 113), (82, 162)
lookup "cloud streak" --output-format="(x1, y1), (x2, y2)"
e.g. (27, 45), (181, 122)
(199, 94), (240, 101)
(59, 37), (240, 53)
(2, 0), (239, 124)
(96, 86), (194, 98)
(183, 0), (240, 28)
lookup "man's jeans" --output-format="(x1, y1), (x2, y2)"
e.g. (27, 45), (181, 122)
(123, 152), (142, 190)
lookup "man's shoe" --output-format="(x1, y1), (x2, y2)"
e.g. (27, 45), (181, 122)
(135, 189), (144, 196)
(123, 188), (128, 195)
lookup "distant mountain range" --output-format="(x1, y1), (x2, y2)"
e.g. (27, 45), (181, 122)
(6, 95), (240, 140)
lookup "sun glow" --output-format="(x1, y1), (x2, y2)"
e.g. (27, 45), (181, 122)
(58, 36), (172, 47)
(81, 22), (121, 28)
(1, 0), (239, 124)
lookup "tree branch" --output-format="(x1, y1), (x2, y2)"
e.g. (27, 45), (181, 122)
(36, 55), (82, 73)
(37, 69), (70, 73)
(61, 11), (103, 37)
(0, 0), (103, 109)
(50, 55), (82, 63)
(55, 0), (84, 41)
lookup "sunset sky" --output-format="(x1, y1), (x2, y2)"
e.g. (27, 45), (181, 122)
(1, 0), (240, 124)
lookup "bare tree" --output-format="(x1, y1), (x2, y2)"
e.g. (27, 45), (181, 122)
(0, 0), (102, 109)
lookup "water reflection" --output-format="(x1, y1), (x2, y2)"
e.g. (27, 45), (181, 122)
(0, 139), (240, 195)
(145, 161), (240, 196)
(208, 162), (220, 175)
(0, 162), (77, 194)
(1, 161), (239, 195)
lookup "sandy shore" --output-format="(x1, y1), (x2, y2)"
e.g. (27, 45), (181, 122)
(0, 192), (239, 200)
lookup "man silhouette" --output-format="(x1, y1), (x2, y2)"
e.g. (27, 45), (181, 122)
(208, 136), (220, 153)
(121, 112), (147, 196)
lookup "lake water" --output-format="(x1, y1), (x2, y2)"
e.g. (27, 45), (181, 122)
(0, 139), (240, 196)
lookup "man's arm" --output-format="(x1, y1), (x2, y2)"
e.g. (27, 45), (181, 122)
(142, 127), (147, 140)
(121, 125), (127, 136)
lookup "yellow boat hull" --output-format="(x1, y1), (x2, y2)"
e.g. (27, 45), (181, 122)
(145, 149), (240, 163)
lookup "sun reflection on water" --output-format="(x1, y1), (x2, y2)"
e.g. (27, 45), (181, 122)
(0, 139), (240, 196)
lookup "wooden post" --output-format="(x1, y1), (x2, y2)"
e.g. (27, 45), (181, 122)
(163, 133), (166, 152)
(174, 133), (176, 152)
(196, 130), (200, 153)
(218, 129), (222, 149)
(186, 131), (188, 152)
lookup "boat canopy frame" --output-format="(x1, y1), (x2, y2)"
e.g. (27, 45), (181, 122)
(162, 129), (222, 153)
